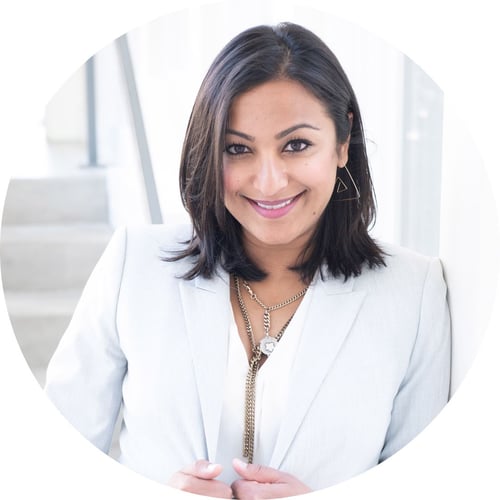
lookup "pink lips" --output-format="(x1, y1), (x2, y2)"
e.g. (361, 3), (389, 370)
(246, 192), (304, 219)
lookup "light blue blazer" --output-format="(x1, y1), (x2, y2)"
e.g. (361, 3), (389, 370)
(45, 225), (451, 491)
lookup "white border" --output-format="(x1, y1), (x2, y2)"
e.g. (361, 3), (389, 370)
(1, 1), (498, 498)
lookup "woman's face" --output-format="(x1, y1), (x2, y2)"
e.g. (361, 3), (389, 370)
(223, 79), (349, 252)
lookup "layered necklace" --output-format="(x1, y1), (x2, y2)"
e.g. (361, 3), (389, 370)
(233, 274), (309, 463)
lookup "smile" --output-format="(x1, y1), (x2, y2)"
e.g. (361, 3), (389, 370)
(246, 192), (304, 219)
(255, 198), (295, 210)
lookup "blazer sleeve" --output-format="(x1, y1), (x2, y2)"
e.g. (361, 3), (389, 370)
(44, 226), (128, 453)
(379, 257), (451, 462)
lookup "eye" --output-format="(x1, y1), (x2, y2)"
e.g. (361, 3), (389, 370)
(225, 143), (250, 155)
(283, 139), (312, 153)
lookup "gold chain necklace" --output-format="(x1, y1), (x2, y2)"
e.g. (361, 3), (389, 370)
(241, 278), (309, 355)
(233, 275), (309, 463)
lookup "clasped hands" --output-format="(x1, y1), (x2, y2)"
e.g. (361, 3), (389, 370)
(168, 458), (311, 499)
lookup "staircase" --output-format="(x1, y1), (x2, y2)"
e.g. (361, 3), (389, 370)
(0, 172), (113, 386)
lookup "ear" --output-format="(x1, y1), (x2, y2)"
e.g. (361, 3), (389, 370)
(337, 112), (352, 168)
(337, 139), (350, 168)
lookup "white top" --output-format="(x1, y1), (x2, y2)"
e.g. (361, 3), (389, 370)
(215, 283), (314, 485)
(44, 225), (451, 490)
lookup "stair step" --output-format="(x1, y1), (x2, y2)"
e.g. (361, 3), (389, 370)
(0, 224), (113, 291)
(5, 289), (82, 387)
(6, 287), (123, 455)
(2, 173), (109, 225)
(4, 288), (81, 316)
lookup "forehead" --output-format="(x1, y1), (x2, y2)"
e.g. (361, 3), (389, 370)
(227, 79), (332, 131)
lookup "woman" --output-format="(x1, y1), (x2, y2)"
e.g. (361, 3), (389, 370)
(45, 23), (450, 498)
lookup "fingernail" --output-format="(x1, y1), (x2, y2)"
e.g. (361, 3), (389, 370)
(233, 458), (248, 469)
(206, 463), (218, 473)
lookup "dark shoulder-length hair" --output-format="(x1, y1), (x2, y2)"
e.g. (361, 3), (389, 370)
(167, 22), (385, 282)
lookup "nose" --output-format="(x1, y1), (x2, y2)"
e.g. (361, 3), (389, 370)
(252, 154), (288, 196)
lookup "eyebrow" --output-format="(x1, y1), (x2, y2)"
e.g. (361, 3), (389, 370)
(226, 123), (320, 142)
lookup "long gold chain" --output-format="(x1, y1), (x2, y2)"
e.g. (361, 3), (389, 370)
(233, 275), (309, 463)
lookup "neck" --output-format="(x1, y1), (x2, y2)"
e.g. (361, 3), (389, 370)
(243, 239), (307, 283)
(239, 243), (311, 308)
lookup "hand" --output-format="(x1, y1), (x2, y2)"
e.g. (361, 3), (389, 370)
(231, 458), (312, 499)
(167, 459), (233, 498)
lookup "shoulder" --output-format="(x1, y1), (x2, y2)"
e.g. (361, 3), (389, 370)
(352, 241), (446, 297)
(377, 241), (441, 276)
(330, 243), (449, 342)
(109, 223), (192, 256)
(105, 223), (194, 277)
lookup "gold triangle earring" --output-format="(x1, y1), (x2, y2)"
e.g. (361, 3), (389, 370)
(333, 164), (360, 201)
(335, 177), (349, 193)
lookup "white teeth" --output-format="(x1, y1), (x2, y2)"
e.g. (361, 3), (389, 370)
(256, 198), (294, 210)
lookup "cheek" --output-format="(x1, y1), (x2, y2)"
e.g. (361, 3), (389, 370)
(222, 167), (232, 191)
(223, 168), (241, 200)
(308, 161), (337, 209)
(304, 158), (337, 187)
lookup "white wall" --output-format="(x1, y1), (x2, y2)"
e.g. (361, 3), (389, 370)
(45, 65), (86, 144)
(439, 103), (500, 395)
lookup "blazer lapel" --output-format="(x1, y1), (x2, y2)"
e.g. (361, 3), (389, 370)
(269, 275), (366, 468)
(178, 270), (231, 462)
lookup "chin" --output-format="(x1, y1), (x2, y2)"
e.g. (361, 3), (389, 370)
(247, 227), (311, 249)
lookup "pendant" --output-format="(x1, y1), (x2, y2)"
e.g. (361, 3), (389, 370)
(260, 335), (278, 356)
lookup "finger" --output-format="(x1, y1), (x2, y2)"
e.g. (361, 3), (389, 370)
(232, 458), (284, 483)
(181, 459), (223, 479)
(232, 478), (287, 500)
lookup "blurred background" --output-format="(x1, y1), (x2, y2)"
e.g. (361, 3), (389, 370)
(0, 0), (497, 458)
